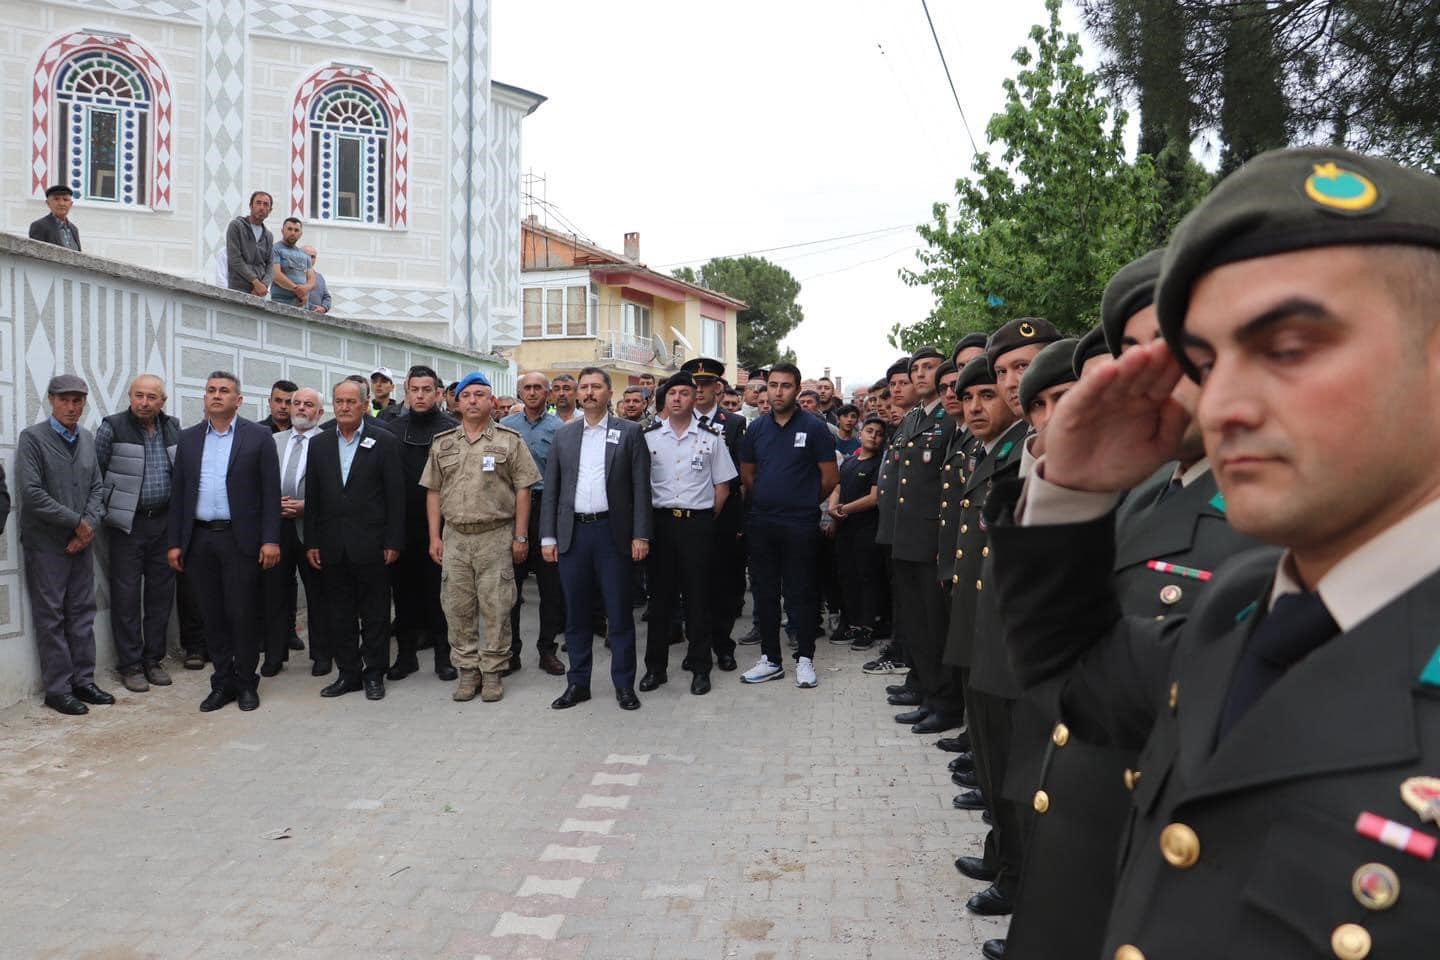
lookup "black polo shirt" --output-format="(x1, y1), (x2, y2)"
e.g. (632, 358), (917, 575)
(741, 409), (837, 528)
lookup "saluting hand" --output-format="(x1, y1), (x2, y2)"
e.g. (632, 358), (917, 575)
(1042, 340), (1191, 492)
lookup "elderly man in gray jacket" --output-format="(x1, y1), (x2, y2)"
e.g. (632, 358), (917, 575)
(16, 374), (111, 715)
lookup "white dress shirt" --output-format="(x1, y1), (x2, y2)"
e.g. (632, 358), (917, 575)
(645, 415), (738, 510)
(280, 427), (317, 497)
(574, 417), (611, 515)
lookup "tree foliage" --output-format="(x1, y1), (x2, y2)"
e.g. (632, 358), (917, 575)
(673, 257), (803, 369)
(897, 0), (1175, 350)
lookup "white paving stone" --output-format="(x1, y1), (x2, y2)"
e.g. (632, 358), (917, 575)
(516, 876), (585, 899)
(602, 753), (650, 766)
(490, 911), (565, 940)
(558, 818), (615, 835)
(590, 772), (641, 786)
(539, 844), (600, 863)
(577, 793), (630, 810)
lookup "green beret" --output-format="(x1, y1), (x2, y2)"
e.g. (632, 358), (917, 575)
(1158, 146), (1440, 377)
(1019, 338), (1078, 413)
(885, 357), (911, 380)
(1072, 326), (1111, 379)
(950, 333), (989, 362)
(1101, 249), (1164, 356)
(986, 317), (1063, 368)
(910, 345), (945, 364)
(953, 355), (995, 395)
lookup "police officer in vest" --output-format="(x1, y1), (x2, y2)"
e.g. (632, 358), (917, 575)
(95, 374), (180, 693)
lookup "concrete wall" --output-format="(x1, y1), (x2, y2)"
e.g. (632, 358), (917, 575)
(0, 233), (510, 709)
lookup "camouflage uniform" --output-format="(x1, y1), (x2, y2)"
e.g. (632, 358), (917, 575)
(419, 421), (540, 676)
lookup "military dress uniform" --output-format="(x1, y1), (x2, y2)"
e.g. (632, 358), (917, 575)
(870, 403), (920, 672)
(420, 421), (540, 684)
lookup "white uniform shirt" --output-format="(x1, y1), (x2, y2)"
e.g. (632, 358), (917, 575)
(644, 415), (738, 510)
(574, 418), (611, 514)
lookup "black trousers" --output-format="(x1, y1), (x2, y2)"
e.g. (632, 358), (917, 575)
(264, 520), (330, 667)
(968, 687), (1029, 898)
(187, 526), (262, 693)
(644, 509), (715, 675)
(710, 493), (745, 654)
(892, 559), (962, 714)
(393, 530), (450, 671)
(510, 490), (564, 658)
(835, 520), (884, 631)
(325, 557), (392, 682)
(176, 571), (207, 656)
(749, 519), (819, 663)
(107, 507), (175, 673)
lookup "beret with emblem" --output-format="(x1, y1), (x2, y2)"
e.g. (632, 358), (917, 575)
(986, 317), (1063, 368)
(1158, 146), (1440, 377)
(885, 357), (912, 381)
(656, 371), (696, 405)
(680, 357), (725, 381)
(1102, 248), (1165, 356)
(1019, 338), (1079, 413)
(953, 355), (996, 395)
(951, 332), (990, 362)
(1072, 325), (1111, 378)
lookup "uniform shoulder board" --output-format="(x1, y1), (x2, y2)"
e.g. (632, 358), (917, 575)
(432, 426), (460, 442)
(700, 420), (722, 435)
(642, 420), (664, 433)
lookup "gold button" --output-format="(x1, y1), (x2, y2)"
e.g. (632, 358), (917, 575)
(956, 549), (963, 559)
(1114, 948), (1145, 960)
(906, 442), (914, 448)
(975, 579), (983, 591)
(904, 460), (911, 466)
(962, 498), (971, 508)
(1331, 924), (1372, 960)
(1033, 790), (1049, 814)
(940, 520), (946, 527)
(1159, 823), (1200, 868)
(898, 497), (905, 504)
(1124, 768), (1141, 791)
(1051, 723), (1069, 747)
(901, 478), (908, 485)
(981, 546), (990, 558)
(952, 575), (959, 584)
(943, 482), (951, 489)
(944, 465), (952, 472)
(1168, 681), (1179, 711)
(960, 524), (968, 533)
(1159, 584), (1183, 605)
(1351, 863), (1400, 911)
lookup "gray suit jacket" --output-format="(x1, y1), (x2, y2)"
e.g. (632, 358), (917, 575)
(539, 414), (651, 554)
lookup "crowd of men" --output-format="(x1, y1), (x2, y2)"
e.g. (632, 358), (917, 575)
(15, 145), (1440, 956)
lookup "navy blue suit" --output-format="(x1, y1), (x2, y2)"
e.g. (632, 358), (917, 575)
(169, 416), (281, 692)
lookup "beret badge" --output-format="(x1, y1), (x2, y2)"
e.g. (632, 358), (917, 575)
(1304, 162), (1380, 214)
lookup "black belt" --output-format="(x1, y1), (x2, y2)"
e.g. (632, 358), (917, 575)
(656, 507), (706, 519)
(574, 511), (609, 523)
(136, 504), (169, 519)
(194, 519), (231, 531)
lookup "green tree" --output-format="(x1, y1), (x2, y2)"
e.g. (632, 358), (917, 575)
(897, 0), (1170, 350)
(673, 256), (804, 369)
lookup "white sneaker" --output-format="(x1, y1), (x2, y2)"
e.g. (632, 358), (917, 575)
(741, 656), (785, 684)
(795, 657), (817, 689)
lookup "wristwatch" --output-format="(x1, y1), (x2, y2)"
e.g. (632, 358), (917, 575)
(513, 535), (529, 544)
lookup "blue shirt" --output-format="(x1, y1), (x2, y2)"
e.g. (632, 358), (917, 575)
(500, 409), (562, 493)
(270, 241), (310, 306)
(836, 435), (861, 456)
(740, 409), (837, 528)
(195, 419), (235, 521)
(48, 416), (78, 445)
(337, 421), (364, 485)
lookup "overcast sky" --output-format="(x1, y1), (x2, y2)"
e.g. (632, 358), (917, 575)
(492, 0), (1088, 392)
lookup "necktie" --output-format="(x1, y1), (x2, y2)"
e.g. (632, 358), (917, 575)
(282, 433), (305, 498)
(699, 414), (710, 429)
(1217, 590), (1338, 739)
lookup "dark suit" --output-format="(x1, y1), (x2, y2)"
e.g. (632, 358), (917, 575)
(168, 417), (281, 692)
(1005, 465), (1260, 960)
(304, 422), (405, 682)
(539, 414), (651, 690)
(28, 213), (81, 251)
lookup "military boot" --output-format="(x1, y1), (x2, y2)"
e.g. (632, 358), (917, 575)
(480, 672), (504, 702)
(453, 668), (481, 702)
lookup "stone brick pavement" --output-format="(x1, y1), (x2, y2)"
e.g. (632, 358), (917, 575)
(0, 585), (1006, 959)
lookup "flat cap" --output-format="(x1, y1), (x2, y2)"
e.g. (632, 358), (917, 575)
(1019, 338), (1078, 413)
(1101, 249), (1164, 356)
(657, 371), (696, 405)
(1158, 146), (1440, 376)
(885, 357), (912, 381)
(47, 373), (88, 395)
(953, 356), (996, 394)
(951, 332), (989, 362)
(45, 184), (73, 198)
(986, 317), (1063, 368)
(680, 357), (725, 381)
(1072, 326), (1111, 379)
(909, 345), (945, 364)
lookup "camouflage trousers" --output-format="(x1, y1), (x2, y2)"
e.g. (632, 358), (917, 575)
(440, 525), (515, 675)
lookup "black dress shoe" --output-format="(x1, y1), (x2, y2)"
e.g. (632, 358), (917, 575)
(953, 789), (987, 811)
(948, 753), (975, 773)
(637, 671), (667, 692)
(44, 693), (88, 715)
(887, 690), (924, 707)
(311, 659), (333, 677)
(435, 662), (458, 682)
(616, 687), (641, 710)
(364, 678), (385, 701)
(237, 688), (260, 711)
(913, 713), (961, 734)
(260, 661), (283, 678)
(690, 673), (711, 696)
(72, 683), (115, 705)
(386, 659), (419, 681)
(936, 733), (972, 753)
(551, 684), (591, 709)
(716, 653), (737, 672)
(952, 769), (980, 788)
(955, 855), (998, 882)
(884, 682), (910, 696)
(321, 676), (363, 698)
(539, 652), (567, 676)
(288, 632), (305, 651)
(894, 707), (931, 725)
(200, 688), (236, 712)
(966, 885), (1013, 917)
(982, 939), (1007, 960)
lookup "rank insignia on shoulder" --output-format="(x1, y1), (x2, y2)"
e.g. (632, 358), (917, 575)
(1400, 777), (1440, 826)
(1419, 645), (1440, 689)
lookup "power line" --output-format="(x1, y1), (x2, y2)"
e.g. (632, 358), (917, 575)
(653, 224), (918, 270)
(798, 245), (917, 282)
(919, 0), (979, 156)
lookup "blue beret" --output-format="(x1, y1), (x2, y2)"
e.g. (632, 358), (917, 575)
(453, 371), (492, 396)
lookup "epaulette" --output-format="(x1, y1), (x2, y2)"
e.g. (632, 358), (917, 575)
(643, 420), (664, 433)
(432, 426), (460, 442)
(699, 420), (722, 435)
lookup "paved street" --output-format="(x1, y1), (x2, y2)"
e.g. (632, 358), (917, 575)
(0, 584), (1004, 959)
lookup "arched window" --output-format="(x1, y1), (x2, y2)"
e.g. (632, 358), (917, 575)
(32, 32), (174, 209)
(291, 66), (409, 228)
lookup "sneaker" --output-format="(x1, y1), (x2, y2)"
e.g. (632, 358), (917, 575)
(876, 641), (902, 662)
(741, 657), (785, 684)
(795, 657), (818, 689)
(862, 656), (906, 676)
(737, 626), (761, 646)
(829, 626), (856, 645)
(850, 627), (876, 651)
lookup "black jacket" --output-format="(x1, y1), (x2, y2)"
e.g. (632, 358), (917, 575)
(303, 422), (405, 564)
(169, 417), (281, 559)
(28, 213), (81, 251)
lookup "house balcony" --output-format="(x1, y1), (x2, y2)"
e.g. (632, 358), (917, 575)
(596, 331), (680, 371)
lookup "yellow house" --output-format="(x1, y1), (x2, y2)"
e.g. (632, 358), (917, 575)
(515, 218), (745, 387)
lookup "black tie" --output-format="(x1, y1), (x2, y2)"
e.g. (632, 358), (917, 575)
(699, 414), (710, 429)
(1217, 590), (1338, 739)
